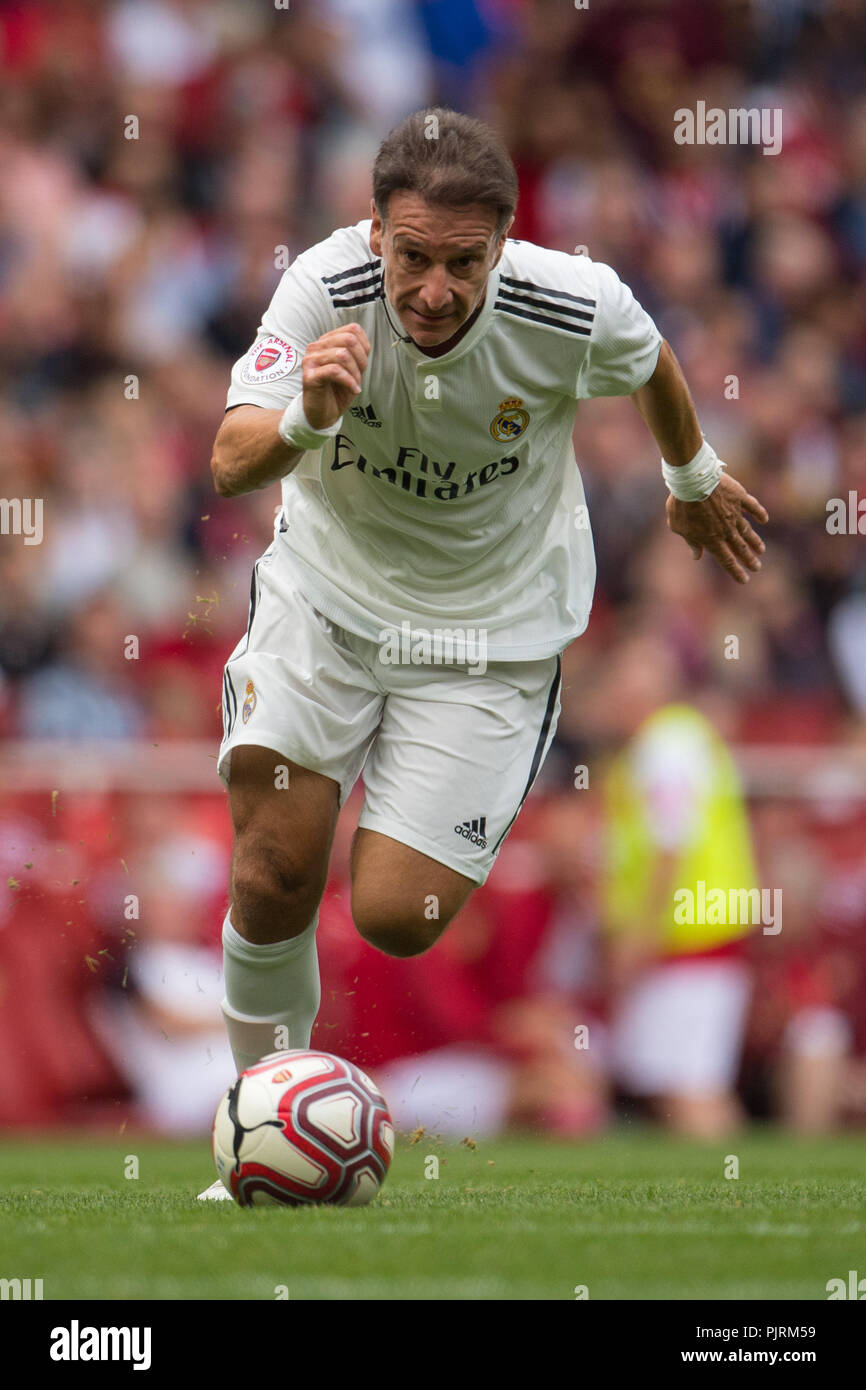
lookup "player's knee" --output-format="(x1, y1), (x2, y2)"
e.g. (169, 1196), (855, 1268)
(352, 903), (445, 958)
(231, 843), (324, 944)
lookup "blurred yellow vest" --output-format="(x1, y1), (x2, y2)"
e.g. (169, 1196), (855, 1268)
(603, 704), (757, 954)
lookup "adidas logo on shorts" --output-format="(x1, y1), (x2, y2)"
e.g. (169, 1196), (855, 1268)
(454, 817), (488, 849)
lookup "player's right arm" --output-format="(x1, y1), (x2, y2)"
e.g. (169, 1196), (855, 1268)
(210, 324), (370, 497)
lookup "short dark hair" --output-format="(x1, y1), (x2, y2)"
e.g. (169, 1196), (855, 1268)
(372, 108), (518, 236)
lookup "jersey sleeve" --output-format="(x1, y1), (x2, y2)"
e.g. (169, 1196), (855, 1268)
(225, 256), (334, 411)
(575, 261), (662, 400)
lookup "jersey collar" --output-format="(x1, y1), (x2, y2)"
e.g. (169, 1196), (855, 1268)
(380, 261), (501, 365)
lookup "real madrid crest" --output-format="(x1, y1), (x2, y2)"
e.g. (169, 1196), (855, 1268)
(490, 396), (530, 443)
(242, 680), (257, 723)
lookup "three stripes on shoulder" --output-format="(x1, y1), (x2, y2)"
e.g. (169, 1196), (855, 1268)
(321, 260), (597, 337)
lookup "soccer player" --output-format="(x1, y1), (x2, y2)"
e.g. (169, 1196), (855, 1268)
(198, 108), (767, 1195)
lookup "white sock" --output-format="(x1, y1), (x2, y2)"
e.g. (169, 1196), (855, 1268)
(221, 911), (321, 1073)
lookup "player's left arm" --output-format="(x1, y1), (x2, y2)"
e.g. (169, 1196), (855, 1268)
(632, 340), (769, 585)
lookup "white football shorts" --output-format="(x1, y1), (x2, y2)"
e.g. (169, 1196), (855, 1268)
(607, 960), (752, 1095)
(218, 542), (562, 885)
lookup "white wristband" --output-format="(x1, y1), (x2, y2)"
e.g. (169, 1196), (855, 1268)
(662, 439), (726, 501)
(277, 394), (344, 452)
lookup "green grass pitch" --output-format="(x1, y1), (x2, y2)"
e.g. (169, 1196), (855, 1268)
(1, 1129), (863, 1300)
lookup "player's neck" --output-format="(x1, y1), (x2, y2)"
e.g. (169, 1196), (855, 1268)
(413, 293), (486, 358)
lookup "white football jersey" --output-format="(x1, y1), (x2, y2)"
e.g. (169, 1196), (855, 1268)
(226, 220), (661, 660)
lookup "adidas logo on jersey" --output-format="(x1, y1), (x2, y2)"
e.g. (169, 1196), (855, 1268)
(454, 817), (488, 848)
(349, 403), (383, 428)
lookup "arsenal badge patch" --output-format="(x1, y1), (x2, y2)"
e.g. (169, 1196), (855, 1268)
(240, 335), (298, 385)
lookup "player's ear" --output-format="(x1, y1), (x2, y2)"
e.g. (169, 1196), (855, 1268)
(370, 200), (383, 256)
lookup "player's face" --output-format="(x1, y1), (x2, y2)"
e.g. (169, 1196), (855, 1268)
(370, 192), (508, 351)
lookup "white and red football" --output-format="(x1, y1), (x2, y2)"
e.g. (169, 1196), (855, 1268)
(212, 1050), (394, 1207)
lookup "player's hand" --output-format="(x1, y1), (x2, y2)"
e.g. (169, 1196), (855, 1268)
(302, 323), (370, 430)
(666, 472), (769, 584)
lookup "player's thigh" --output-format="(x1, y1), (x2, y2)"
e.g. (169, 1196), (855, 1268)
(228, 745), (340, 939)
(350, 827), (476, 956)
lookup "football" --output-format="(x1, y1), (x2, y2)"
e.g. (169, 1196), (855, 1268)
(211, 1050), (394, 1207)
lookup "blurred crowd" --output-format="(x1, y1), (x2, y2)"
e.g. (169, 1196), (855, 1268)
(1, 0), (865, 1136)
